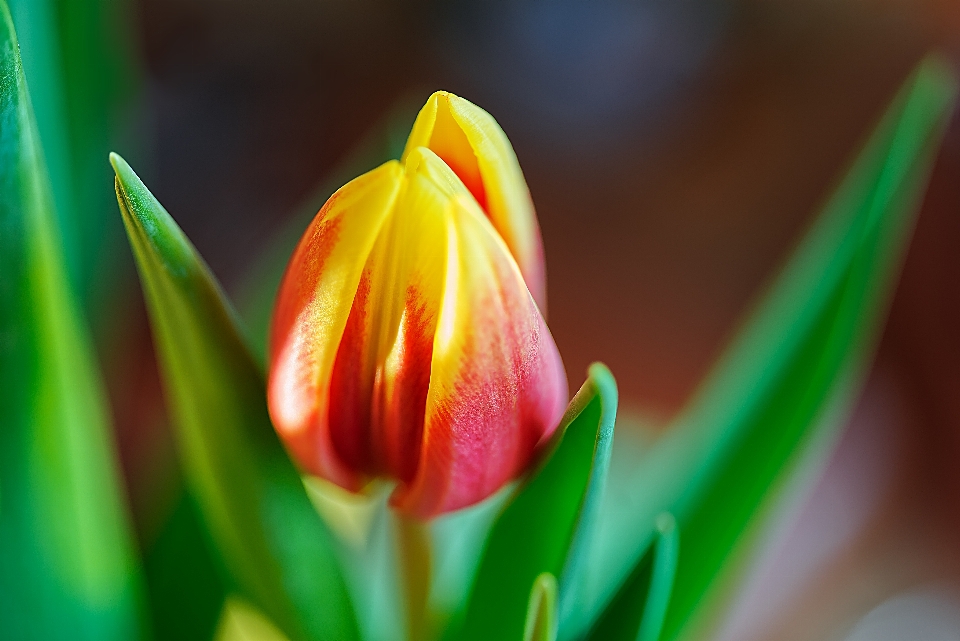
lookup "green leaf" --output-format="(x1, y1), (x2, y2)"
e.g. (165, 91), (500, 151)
(144, 490), (226, 641)
(577, 55), (959, 640)
(453, 363), (618, 641)
(0, 3), (143, 638)
(585, 514), (678, 641)
(8, 0), (138, 308)
(524, 574), (558, 641)
(637, 515), (679, 641)
(6, 0), (75, 278)
(56, 0), (140, 315)
(112, 153), (360, 641)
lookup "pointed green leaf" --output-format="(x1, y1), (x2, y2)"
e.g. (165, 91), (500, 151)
(7, 0), (76, 278)
(0, 3), (143, 637)
(637, 514), (679, 641)
(112, 153), (359, 641)
(453, 363), (618, 641)
(8, 0), (139, 308)
(577, 56), (959, 640)
(524, 574), (558, 641)
(586, 513), (679, 641)
(588, 513), (679, 641)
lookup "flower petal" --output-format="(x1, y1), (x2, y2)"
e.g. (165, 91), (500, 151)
(403, 91), (548, 312)
(270, 148), (567, 517)
(391, 189), (568, 517)
(268, 161), (403, 489)
(327, 150), (456, 484)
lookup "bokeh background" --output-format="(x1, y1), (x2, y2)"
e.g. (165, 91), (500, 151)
(12, 0), (960, 638)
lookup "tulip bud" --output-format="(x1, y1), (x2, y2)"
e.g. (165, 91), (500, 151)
(268, 147), (567, 518)
(403, 91), (547, 312)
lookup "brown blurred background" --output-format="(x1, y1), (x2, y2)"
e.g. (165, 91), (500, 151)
(102, 1), (960, 637)
(118, 0), (957, 411)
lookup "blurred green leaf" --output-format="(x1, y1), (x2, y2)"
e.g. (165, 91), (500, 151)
(453, 363), (618, 641)
(0, 3), (143, 638)
(55, 0), (140, 310)
(7, 0), (75, 275)
(586, 514), (678, 641)
(523, 574), (558, 641)
(578, 55), (959, 640)
(144, 491), (226, 641)
(215, 596), (293, 641)
(112, 154), (360, 641)
(8, 0), (138, 309)
(637, 515), (679, 641)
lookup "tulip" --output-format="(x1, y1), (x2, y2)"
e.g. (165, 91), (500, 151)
(403, 91), (547, 311)
(268, 144), (567, 518)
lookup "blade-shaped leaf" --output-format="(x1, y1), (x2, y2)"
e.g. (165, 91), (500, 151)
(7, 0), (76, 278)
(0, 3), (143, 638)
(577, 55), (958, 640)
(8, 0), (138, 308)
(585, 514), (679, 641)
(453, 363), (617, 641)
(112, 153), (359, 641)
(524, 574), (558, 641)
(144, 490), (226, 641)
(637, 515), (679, 641)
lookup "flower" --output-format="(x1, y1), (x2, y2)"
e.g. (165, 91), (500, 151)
(267, 123), (567, 517)
(403, 91), (547, 311)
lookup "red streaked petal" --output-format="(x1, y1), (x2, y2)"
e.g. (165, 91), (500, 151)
(392, 192), (568, 517)
(268, 161), (402, 489)
(328, 150), (454, 483)
(269, 147), (567, 517)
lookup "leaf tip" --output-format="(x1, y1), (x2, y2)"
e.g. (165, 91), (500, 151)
(109, 152), (142, 204)
(108, 150), (124, 171)
(587, 362), (617, 396)
(655, 512), (676, 536)
(586, 362), (618, 430)
(524, 572), (558, 641)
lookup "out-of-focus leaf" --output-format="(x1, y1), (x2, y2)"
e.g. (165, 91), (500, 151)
(0, 4), (143, 638)
(576, 56), (959, 640)
(112, 154), (359, 641)
(56, 0), (140, 310)
(7, 0), (74, 274)
(585, 514), (678, 641)
(425, 481), (510, 633)
(144, 490), (226, 641)
(637, 515), (679, 641)
(215, 596), (292, 641)
(524, 574), (558, 641)
(8, 0), (138, 308)
(234, 97), (418, 361)
(453, 363), (617, 641)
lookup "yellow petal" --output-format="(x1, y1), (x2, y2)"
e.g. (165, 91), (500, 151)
(327, 149), (455, 484)
(269, 161), (402, 488)
(403, 91), (548, 312)
(392, 186), (567, 516)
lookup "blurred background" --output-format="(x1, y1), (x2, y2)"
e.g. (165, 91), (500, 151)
(10, 0), (960, 638)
